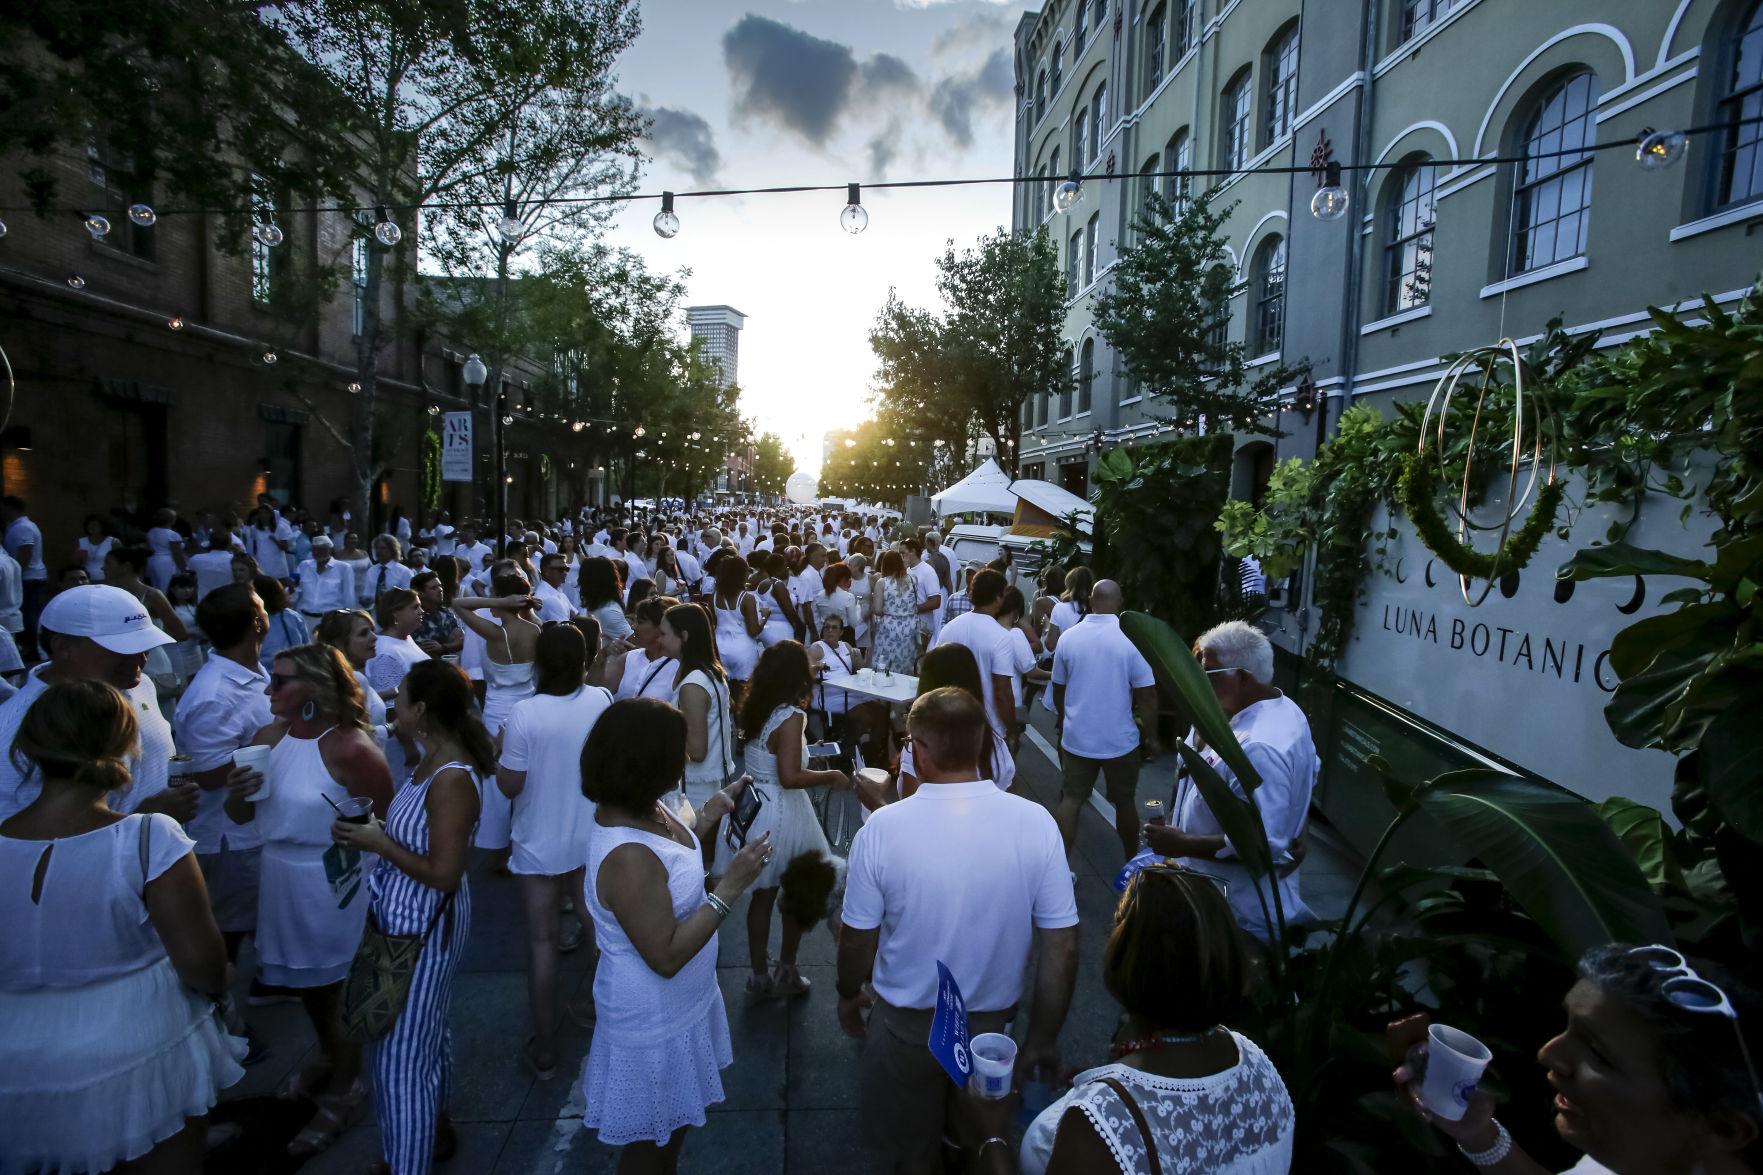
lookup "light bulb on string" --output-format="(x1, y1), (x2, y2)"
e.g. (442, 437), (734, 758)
(67, 276), (85, 288)
(427, 404), (440, 416)
(1052, 169), (1082, 214)
(501, 414), (513, 425)
(499, 199), (523, 244)
(125, 203), (157, 227)
(167, 317), (183, 330)
(83, 212), (111, 239)
(653, 191), (680, 239)
(0, 218), (8, 239)
(1311, 160), (1349, 221)
(1635, 128), (1687, 170)
(572, 421), (584, 432)
(347, 382), (362, 393)
(840, 183), (868, 234)
(262, 351), (277, 364)
(373, 206), (402, 246)
(254, 220), (284, 247)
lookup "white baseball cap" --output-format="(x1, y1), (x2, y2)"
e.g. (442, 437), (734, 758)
(40, 585), (176, 655)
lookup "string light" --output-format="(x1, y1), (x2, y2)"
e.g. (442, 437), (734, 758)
(427, 403), (440, 416)
(1636, 128), (1688, 170)
(373, 206), (402, 246)
(167, 317), (183, 329)
(499, 199), (523, 245)
(653, 191), (680, 239)
(1310, 160), (1349, 221)
(127, 204), (157, 226)
(841, 183), (868, 234)
(347, 382), (361, 393)
(262, 351), (277, 364)
(83, 213), (110, 239)
(254, 218), (284, 247)
(1052, 168), (1081, 214)
(0, 218), (7, 239)
(67, 276), (85, 288)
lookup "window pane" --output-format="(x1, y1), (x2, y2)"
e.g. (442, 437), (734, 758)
(1512, 72), (1598, 273)
(1385, 160), (1436, 313)
(1265, 28), (1299, 145)
(1718, 4), (1763, 206)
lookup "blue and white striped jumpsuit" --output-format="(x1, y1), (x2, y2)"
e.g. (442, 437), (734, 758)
(367, 761), (478, 1175)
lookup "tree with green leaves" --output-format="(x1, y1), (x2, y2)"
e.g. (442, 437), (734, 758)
(818, 421), (936, 505)
(750, 432), (791, 499)
(870, 227), (1067, 466)
(1092, 189), (1307, 435)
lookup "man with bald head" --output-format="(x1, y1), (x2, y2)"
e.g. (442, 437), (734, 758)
(1050, 577), (1161, 860)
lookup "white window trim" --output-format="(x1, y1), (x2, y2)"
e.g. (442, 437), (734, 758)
(1246, 351), (1281, 368)
(1668, 199), (1763, 242)
(1075, 409), (1093, 419)
(1374, 0), (1490, 79)
(1360, 305), (1433, 334)
(1214, 132), (1295, 196)
(1118, 395), (1144, 406)
(1479, 255), (1588, 298)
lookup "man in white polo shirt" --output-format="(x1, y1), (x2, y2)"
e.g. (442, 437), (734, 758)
(1051, 578), (1161, 861)
(933, 568), (1019, 791)
(293, 534), (354, 622)
(901, 537), (943, 648)
(837, 688), (1078, 1172)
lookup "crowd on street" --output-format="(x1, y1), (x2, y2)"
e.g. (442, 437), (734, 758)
(0, 492), (1758, 1175)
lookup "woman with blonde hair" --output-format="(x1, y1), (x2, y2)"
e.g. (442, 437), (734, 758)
(316, 607), (391, 736)
(225, 642), (394, 1157)
(0, 680), (243, 1173)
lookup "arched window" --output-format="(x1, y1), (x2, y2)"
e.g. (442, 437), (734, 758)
(1067, 229), (1082, 299)
(1385, 157), (1437, 313)
(1084, 212), (1100, 286)
(1717, 0), (1763, 208)
(1038, 387), (1050, 426)
(1145, 5), (1167, 91)
(1399, 0), (1459, 45)
(1263, 24), (1300, 146)
(1221, 69), (1252, 171)
(1059, 347), (1075, 419)
(1051, 39), (1064, 94)
(1510, 70), (1599, 275)
(1035, 69), (1047, 123)
(1167, 128), (1191, 208)
(1175, 0), (1197, 57)
(1034, 161), (1048, 222)
(1074, 109), (1088, 168)
(1075, 0), (1089, 58)
(1078, 339), (1095, 415)
(1138, 153), (1160, 231)
(1049, 145), (1061, 208)
(1090, 83), (1107, 161)
(1252, 235), (1286, 355)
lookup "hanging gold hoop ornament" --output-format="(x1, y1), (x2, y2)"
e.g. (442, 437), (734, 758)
(1399, 338), (1564, 607)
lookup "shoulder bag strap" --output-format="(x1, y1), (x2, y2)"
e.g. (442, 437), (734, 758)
(1097, 1076), (1163, 1175)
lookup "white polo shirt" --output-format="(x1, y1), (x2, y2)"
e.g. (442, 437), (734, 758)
(910, 559), (943, 642)
(533, 579), (574, 623)
(843, 778), (1076, 1011)
(248, 524), (291, 579)
(0, 669), (175, 821)
(1049, 614), (1154, 759)
(934, 610), (1018, 790)
(294, 558), (355, 615)
(174, 652), (274, 853)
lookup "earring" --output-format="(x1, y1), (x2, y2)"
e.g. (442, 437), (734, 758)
(301, 700), (317, 722)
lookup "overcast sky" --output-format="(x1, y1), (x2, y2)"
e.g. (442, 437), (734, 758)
(602, 0), (1022, 475)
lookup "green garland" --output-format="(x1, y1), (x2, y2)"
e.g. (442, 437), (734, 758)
(1399, 450), (1565, 581)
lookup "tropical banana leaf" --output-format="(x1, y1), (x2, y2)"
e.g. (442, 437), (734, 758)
(1121, 610), (1263, 791)
(1699, 705), (1763, 846)
(1416, 770), (1674, 957)
(1170, 740), (1274, 882)
(1593, 797), (1686, 889)
(1557, 543), (1711, 582)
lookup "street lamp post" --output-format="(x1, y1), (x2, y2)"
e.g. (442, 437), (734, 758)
(462, 353), (495, 550)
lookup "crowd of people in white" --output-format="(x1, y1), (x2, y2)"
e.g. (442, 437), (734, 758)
(0, 493), (1757, 1175)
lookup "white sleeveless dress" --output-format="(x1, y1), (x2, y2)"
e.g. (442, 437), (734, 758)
(757, 582), (795, 647)
(476, 628), (536, 850)
(254, 728), (373, 987)
(712, 705), (832, 889)
(713, 591), (761, 681)
(580, 813), (731, 1145)
(676, 669), (735, 812)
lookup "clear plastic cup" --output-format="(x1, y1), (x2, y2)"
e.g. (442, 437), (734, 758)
(970, 1032), (1017, 1100)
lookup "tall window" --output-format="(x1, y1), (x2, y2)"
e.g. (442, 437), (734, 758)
(1717, 0), (1763, 208)
(1067, 230), (1082, 299)
(1034, 162), (1048, 221)
(1074, 0), (1088, 58)
(1038, 388), (1050, 426)
(1139, 153), (1160, 233)
(1059, 347), (1075, 418)
(251, 181), (277, 304)
(1400, 0), (1459, 44)
(1035, 70), (1047, 123)
(1146, 5), (1166, 90)
(1074, 110), (1089, 168)
(87, 135), (154, 261)
(1175, 0), (1197, 58)
(1094, 0), (1106, 21)
(1252, 236), (1286, 354)
(1090, 83), (1107, 162)
(1510, 70), (1599, 275)
(1049, 146), (1061, 207)
(1051, 39), (1064, 94)
(1385, 158), (1437, 313)
(1221, 69), (1252, 171)
(1263, 25), (1300, 146)
(352, 237), (369, 336)
(1167, 129), (1192, 209)
(1084, 213), (1100, 286)
(1078, 339), (1095, 414)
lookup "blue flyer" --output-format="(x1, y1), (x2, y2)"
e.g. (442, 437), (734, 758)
(927, 961), (972, 1087)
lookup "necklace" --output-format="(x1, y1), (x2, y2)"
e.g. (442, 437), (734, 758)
(1110, 1025), (1222, 1061)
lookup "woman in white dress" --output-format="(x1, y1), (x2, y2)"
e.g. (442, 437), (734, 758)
(453, 575), (540, 854)
(145, 507), (188, 591)
(660, 603), (736, 814)
(74, 513), (115, 582)
(727, 641), (851, 1001)
(334, 531), (374, 604)
(315, 609), (391, 733)
(755, 552), (798, 648)
(711, 555), (763, 687)
(579, 698), (770, 1168)
(1012, 865), (1294, 1175)
(0, 680), (244, 1174)
(497, 623), (611, 1078)
(225, 642), (394, 1157)
(1043, 565), (1094, 652)
(844, 554), (873, 653)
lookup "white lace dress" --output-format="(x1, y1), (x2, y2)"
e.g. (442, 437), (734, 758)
(1018, 1033), (1294, 1175)
(712, 705), (832, 889)
(580, 814), (731, 1145)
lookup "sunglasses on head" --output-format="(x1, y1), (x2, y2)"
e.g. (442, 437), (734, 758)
(1135, 859), (1230, 899)
(1629, 944), (1763, 1116)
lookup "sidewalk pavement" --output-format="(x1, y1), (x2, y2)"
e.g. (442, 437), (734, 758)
(228, 711), (1358, 1174)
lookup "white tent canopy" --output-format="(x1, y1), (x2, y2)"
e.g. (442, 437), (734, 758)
(931, 459), (1017, 517)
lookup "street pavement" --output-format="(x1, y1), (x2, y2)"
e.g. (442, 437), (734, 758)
(224, 707), (1359, 1173)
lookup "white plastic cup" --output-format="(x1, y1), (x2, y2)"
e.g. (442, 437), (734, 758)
(233, 745), (273, 802)
(1421, 1024), (1492, 1121)
(970, 1032), (1017, 1100)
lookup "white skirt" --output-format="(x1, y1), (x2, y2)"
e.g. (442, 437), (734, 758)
(0, 956), (246, 1174)
(710, 784), (832, 890)
(257, 841), (372, 987)
(581, 996), (731, 1146)
(475, 776), (513, 850)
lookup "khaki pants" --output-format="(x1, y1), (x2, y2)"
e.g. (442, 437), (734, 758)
(859, 998), (1014, 1163)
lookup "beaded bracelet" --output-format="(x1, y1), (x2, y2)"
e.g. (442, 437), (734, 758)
(704, 892), (732, 920)
(1458, 1120), (1512, 1167)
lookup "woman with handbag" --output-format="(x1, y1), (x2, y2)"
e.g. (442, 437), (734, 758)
(225, 642), (395, 1157)
(660, 603), (736, 816)
(331, 658), (492, 1175)
(0, 681), (244, 1174)
(1011, 864), (1294, 1174)
(497, 623), (612, 1080)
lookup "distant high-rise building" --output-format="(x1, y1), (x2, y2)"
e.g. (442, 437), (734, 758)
(687, 305), (747, 391)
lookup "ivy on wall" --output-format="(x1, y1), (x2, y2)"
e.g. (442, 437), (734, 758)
(419, 429), (441, 513)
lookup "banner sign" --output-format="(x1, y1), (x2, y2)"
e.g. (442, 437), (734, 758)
(441, 412), (473, 482)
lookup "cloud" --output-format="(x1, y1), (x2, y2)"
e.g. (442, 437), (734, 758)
(926, 48), (1014, 148)
(931, 12), (1011, 58)
(868, 119), (902, 178)
(641, 105), (722, 184)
